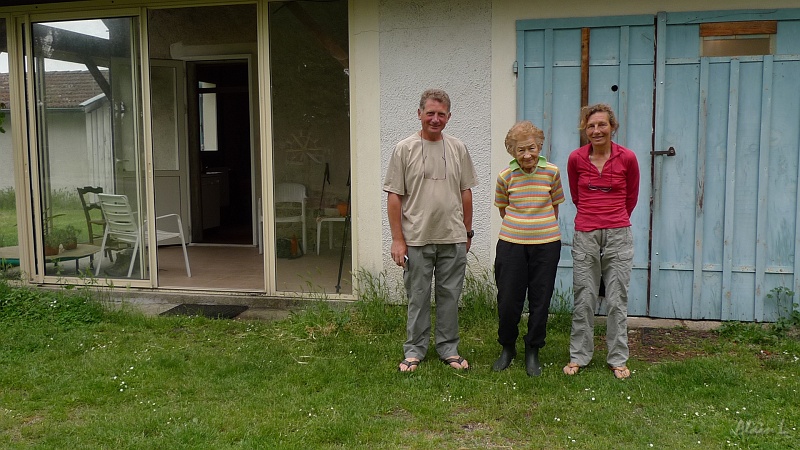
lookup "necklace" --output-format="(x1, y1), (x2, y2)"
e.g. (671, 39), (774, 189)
(421, 136), (447, 180)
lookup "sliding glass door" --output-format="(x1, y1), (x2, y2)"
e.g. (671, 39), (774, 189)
(268, 0), (352, 294)
(29, 16), (146, 279)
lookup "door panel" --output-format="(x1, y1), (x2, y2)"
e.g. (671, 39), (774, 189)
(519, 10), (800, 321)
(29, 17), (146, 280)
(151, 60), (189, 246)
(652, 11), (800, 321)
(517, 16), (653, 316)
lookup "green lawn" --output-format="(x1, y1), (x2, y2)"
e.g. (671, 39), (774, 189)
(0, 278), (798, 449)
(0, 191), (91, 247)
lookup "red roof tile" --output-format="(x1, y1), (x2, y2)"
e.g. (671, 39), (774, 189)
(0, 70), (106, 109)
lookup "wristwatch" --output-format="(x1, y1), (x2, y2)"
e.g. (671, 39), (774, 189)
(466, 230), (475, 239)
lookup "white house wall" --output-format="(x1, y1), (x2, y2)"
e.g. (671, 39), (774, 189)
(377, 0), (493, 291)
(0, 111), (99, 192)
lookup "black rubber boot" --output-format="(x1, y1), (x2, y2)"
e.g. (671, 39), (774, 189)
(525, 346), (541, 377)
(492, 346), (517, 372)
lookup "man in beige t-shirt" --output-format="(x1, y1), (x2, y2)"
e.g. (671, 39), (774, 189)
(383, 89), (478, 372)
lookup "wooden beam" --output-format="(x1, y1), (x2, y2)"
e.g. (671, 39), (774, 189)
(700, 21), (777, 37)
(580, 27), (590, 146)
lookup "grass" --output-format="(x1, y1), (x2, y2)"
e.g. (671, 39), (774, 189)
(0, 275), (799, 449)
(0, 187), (89, 247)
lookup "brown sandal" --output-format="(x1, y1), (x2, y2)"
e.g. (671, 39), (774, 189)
(398, 358), (420, 372)
(563, 362), (581, 375)
(441, 356), (469, 370)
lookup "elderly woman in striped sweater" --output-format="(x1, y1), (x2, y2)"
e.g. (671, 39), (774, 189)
(492, 121), (565, 376)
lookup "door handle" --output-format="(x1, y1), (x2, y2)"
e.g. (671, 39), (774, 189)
(651, 146), (676, 156)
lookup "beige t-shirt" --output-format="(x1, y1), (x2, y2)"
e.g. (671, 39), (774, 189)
(383, 132), (478, 245)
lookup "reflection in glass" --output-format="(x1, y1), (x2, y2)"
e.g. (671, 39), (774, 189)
(268, 0), (352, 294)
(0, 19), (20, 277)
(199, 82), (218, 152)
(30, 17), (145, 280)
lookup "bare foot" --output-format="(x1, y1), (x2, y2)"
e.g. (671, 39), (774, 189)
(563, 362), (580, 375)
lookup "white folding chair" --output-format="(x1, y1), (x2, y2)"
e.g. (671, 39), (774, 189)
(274, 183), (307, 254)
(95, 193), (191, 278)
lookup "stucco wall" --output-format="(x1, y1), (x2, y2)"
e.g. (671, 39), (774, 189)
(378, 0), (493, 290)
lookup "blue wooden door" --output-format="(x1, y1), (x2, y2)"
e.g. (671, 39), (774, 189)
(652, 11), (800, 321)
(517, 9), (800, 321)
(516, 15), (655, 317)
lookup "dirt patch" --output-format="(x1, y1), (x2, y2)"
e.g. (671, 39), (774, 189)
(625, 327), (719, 363)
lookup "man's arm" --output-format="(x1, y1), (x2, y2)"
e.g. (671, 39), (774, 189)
(461, 188), (473, 252)
(387, 192), (407, 267)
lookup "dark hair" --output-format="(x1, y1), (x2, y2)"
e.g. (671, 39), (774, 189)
(419, 89), (451, 112)
(578, 103), (619, 135)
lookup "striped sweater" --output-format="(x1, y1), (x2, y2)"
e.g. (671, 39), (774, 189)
(495, 157), (565, 244)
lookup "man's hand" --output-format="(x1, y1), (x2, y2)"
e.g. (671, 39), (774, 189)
(391, 239), (407, 267)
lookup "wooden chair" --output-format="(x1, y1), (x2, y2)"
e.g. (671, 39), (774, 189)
(77, 186), (115, 262)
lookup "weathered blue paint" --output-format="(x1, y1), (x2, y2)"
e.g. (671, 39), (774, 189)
(516, 15), (654, 317)
(517, 9), (800, 321)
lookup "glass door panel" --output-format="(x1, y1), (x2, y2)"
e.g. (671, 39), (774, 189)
(268, 0), (352, 294)
(147, 4), (262, 291)
(0, 19), (20, 277)
(30, 17), (145, 279)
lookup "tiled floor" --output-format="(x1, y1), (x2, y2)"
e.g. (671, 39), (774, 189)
(157, 244), (352, 294)
(27, 241), (353, 296)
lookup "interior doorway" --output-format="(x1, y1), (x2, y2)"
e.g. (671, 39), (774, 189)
(188, 60), (253, 246)
(148, 4), (263, 291)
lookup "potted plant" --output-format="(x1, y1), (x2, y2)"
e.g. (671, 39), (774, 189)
(61, 225), (79, 250)
(43, 229), (62, 256)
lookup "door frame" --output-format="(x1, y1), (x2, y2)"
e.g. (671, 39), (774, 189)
(183, 55), (258, 247)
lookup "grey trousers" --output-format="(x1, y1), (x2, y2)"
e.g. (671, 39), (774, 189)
(403, 243), (467, 360)
(569, 227), (633, 368)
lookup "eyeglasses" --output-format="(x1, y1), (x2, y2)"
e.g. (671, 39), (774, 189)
(422, 138), (447, 180)
(588, 182), (612, 192)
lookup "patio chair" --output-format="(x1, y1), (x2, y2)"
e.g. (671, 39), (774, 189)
(77, 186), (119, 262)
(275, 183), (307, 254)
(94, 193), (191, 278)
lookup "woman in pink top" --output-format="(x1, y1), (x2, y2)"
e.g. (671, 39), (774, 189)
(564, 104), (639, 379)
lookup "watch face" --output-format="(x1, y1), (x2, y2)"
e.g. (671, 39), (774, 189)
(467, 230), (474, 238)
